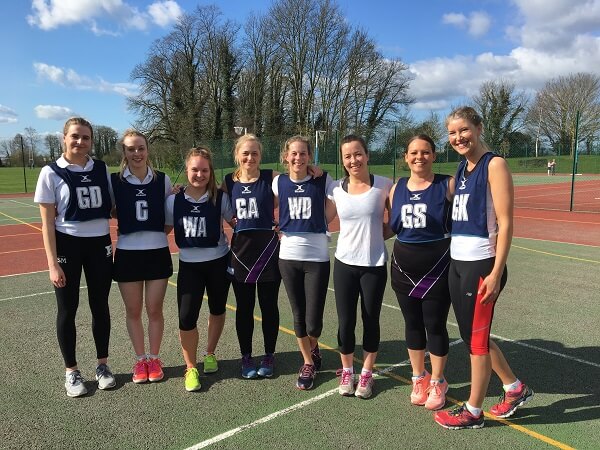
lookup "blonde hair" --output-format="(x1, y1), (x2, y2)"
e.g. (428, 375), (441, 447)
(280, 135), (312, 172)
(62, 117), (93, 154)
(446, 106), (490, 151)
(118, 129), (156, 180)
(233, 134), (262, 180)
(185, 147), (218, 204)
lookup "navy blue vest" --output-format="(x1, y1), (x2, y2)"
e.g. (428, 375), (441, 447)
(112, 171), (166, 234)
(277, 173), (327, 233)
(225, 169), (275, 231)
(50, 159), (112, 221)
(452, 152), (497, 238)
(391, 174), (452, 243)
(173, 189), (223, 248)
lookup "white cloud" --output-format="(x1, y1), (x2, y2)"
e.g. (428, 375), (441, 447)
(27, 0), (182, 33)
(0, 105), (18, 124)
(412, 2), (600, 111)
(34, 62), (139, 96)
(442, 11), (491, 37)
(34, 105), (75, 120)
(148, 1), (183, 27)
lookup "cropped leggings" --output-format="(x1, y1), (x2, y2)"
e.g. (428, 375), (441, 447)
(54, 231), (113, 368)
(334, 259), (387, 354)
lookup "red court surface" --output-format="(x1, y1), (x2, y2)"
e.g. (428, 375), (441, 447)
(0, 209), (597, 277)
(514, 177), (600, 212)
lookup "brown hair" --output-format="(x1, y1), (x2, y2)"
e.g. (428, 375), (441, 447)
(339, 134), (368, 177)
(118, 129), (156, 180)
(405, 134), (436, 154)
(62, 117), (93, 153)
(280, 135), (312, 171)
(233, 133), (262, 180)
(185, 147), (218, 204)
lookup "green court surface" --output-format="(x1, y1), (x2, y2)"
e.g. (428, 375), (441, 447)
(1, 230), (599, 450)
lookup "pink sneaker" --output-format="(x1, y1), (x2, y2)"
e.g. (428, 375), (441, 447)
(425, 379), (449, 410)
(132, 360), (148, 384)
(410, 371), (431, 405)
(147, 358), (164, 382)
(489, 383), (534, 418)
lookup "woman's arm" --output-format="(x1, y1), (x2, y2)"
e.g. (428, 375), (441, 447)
(479, 157), (514, 304)
(39, 203), (66, 287)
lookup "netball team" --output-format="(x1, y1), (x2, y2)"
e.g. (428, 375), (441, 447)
(34, 108), (532, 429)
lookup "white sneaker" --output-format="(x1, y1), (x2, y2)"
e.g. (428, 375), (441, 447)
(355, 372), (374, 399)
(95, 363), (116, 390)
(338, 369), (355, 396)
(65, 370), (88, 397)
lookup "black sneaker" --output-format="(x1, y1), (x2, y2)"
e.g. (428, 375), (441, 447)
(311, 345), (322, 371)
(296, 364), (316, 390)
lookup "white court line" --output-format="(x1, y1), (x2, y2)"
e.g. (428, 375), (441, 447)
(0, 269), (49, 278)
(186, 353), (437, 450)
(380, 301), (600, 369)
(9, 199), (37, 208)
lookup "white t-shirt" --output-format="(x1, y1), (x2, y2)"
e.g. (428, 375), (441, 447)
(113, 167), (172, 250)
(34, 156), (112, 237)
(272, 173), (333, 263)
(327, 175), (392, 267)
(165, 190), (233, 263)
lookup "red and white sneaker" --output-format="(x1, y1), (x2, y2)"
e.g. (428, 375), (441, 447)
(434, 404), (484, 430)
(132, 360), (148, 384)
(410, 371), (431, 405)
(355, 372), (374, 399)
(425, 379), (449, 410)
(489, 383), (534, 418)
(147, 358), (164, 382)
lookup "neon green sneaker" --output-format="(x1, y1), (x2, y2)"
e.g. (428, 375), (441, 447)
(203, 354), (218, 374)
(184, 367), (201, 392)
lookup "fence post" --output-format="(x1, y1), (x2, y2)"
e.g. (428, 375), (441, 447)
(393, 125), (397, 182)
(569, 110), (580, 211)
(20, 135), (28, 193)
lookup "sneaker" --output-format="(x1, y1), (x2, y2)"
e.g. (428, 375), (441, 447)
(311, 346), (322, 371)
(489, 384), (534, 418)
(203, 354), (218, 374)
(337, 369), (355, 396)
(241, 354), (258, 379)
(425, 379), (449, 410)
(65, 370), (88, 397)
(355, 372), (374, 399)
(95, 363), (116, 390)
(184, 367), (201, 392)
(257, 354), (275, 378)
(434, 404), (485, 430)
(147, 358), (164, 382)
(410, 371), (431, 405)
(132, 360), (148, 384)
(296, 364), (316, 390)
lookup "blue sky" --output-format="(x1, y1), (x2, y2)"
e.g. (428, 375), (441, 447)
(1, 0), (599, 140)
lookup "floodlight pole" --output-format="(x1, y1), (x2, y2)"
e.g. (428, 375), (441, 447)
(535, 106), (542, 158)
(315, 130), (325, 165)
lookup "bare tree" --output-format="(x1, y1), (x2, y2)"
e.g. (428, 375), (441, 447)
(472, 80), (528, 152)
(93, 126), (118, 159)
(527, 73), (600, 156)
(44, 133), (61, 161)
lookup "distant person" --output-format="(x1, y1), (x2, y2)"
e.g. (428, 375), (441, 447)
(551, 159), (556, 175)
(327, 135), (392, 399)
(165, 147), (234, 392)
(111, 130), (173, 384)
(434, 106), (533, 430)
(273, 136), (335, 390)
(547, 160), (552, 176)
(389, 134), (454, 410)
(222, 134), (282, 379)
(34, 117), (115, 397)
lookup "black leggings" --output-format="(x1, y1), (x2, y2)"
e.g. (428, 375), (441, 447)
(334, 259), (387, 354)
(177, 255), (230, 331)
(278, 259), (330, 338)
(233, 280), (281, 355)
(54, 231), (113, 368)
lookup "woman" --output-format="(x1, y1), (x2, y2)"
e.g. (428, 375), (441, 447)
(222, 134), (281, 379)
(328, 135), (392, 399)
(111, 130), (173, 384)
(34, 117), (115, 397)
(434, 106), (533, 429)
(389, 134), (454, 410)
(165, 147), (233, 392)
(273, 136), (335, 390)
